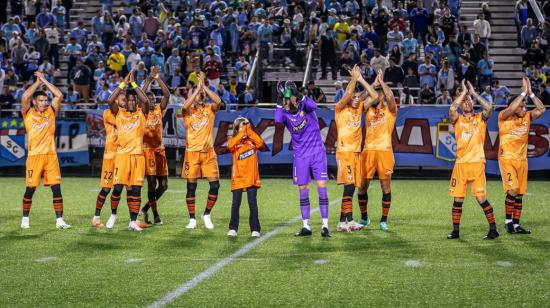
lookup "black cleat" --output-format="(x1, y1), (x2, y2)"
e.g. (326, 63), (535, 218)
(154, 216), (163, 225)
(295, 227), (312, 237)
(447, 231), (460, 239)
(321, 227), (331, 238)
(505, 222), (516, 234)
(514, 225), (531, 234)
(484, 229), (500, 240)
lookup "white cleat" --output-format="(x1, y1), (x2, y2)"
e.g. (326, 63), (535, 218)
(202, 214), (214, 230)
(128, 221), (143, 232)
(21, 217), (30, 229)
(251, 231), (260, 238)
(347, 221), (364, 232)
(227, 229), (238, 237)
(336, 222), (350, 232)
(106, 214), (117, 229)
(56, 218), (71, 229)
(186, 218), (197, 229)
(91, 216), (104, 228)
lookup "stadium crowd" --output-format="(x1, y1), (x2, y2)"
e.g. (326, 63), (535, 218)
(1, 0), (550, 111)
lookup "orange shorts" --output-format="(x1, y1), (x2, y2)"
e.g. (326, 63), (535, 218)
(144, 148), (168, 177)
(449, 162), (486, 198)
(361, 150), (394, 180)
(25, 154), (62, 187)
(100, 158), (115, 188)
(499, 159), (528, 195)
(336, 152), (362, 187)
(181, 150), (219, 179)
(113, 153), (145, 187)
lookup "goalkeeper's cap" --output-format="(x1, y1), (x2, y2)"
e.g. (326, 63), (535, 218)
(284, 88), (293, 99)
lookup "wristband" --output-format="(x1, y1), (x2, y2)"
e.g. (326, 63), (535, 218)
(118, 82), (126, 89)
(529, 93), (535, 99)
(520, 92), (527, 98)
(131, 82), (138, 89)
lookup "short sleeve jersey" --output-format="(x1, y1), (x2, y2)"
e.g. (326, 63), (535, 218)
(22, 107), (57, 156)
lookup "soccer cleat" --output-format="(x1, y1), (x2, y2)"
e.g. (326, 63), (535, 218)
(21, 217), (30, 229)
(202, 214), (214, 230)
(379, 221), (388, 231)
(321, 227), (331, 237)
(251, 231), (260, 237)
(136, 220), (149, 229)
(140, 209), (152, 225)
(227, 229), (238, 237)
(91, 217), (104, 228)
(359, 218), (371, 227)
(128, 221), (143, 232)
(484, 229), (500, 240)
(505, 222), (516, 234)
(447, 231), (460, 239)
(106, 214), (117, 229)
(154, 216), (164, 225)
(347, 221), (364, 232)
(336, 222), (349, 232)
(514, 225), (531, 234)
(56, 218), (71, 229)
(186, 218), (197, 229)
(295, 227), (312, 237)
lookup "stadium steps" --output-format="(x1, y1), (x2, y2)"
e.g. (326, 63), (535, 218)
(460, 0), (523, 94)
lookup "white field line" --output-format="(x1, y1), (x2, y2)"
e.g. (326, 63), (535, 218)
(148, 198), (341, 308)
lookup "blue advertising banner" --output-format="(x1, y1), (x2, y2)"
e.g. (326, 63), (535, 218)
(0, 118), (89, 167)
(85, 106), (550, 175)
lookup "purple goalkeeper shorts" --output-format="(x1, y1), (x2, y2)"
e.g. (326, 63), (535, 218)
(293, 151), (328, 185)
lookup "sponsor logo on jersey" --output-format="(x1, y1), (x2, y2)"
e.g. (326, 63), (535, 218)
(191, 119), (208, 130)
(509, 127), (529, 136)
(121, 121), (139, 131)
(292, 118), (307, 132)
(238, 149), (255, 160)
(32, 121), (49, 131)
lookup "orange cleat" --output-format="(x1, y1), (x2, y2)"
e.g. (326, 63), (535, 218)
(136, 220), (149, 229)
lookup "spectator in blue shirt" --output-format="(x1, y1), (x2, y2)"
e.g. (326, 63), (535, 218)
(36, 7), (55, 29)
(424, 36), (443, 65)
(410, 1), (429, 46)
(2, 18), (21, 43)
(217, 83), (237, 111)
(418, 55), (437, 90)
(477, 50), (494, 88)
(333, 81), (345, 104)
(257, 18), (273, 63)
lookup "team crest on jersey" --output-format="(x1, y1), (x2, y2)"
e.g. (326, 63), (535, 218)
(435, 118), (456, 161)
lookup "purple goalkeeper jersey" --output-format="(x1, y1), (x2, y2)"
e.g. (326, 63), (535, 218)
(274, 96), (326, 158)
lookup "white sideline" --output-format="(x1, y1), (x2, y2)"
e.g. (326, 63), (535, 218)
(148, 198), (340, 308)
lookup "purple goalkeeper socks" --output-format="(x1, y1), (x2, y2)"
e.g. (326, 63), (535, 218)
(318, 187), (329, 219)
(299, 188), (310, 220)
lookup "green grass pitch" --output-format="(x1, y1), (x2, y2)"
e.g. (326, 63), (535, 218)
(0, 177), (549, 307)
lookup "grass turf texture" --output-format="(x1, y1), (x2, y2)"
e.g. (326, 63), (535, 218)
(0, 177), (549, 307)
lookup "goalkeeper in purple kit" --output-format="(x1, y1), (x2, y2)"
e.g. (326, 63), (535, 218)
(274, 82), (330, 237)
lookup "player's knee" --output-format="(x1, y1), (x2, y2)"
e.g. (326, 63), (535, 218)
(159, 178), (168, 193)
(131, 186), (142, 196)
(298, 184), (309, 190)
(101, 187), (111, 195)
(186, 182), (197, 197)
(316, 180), (327, 188)
(51, 184), (62, 198)
(476, 196), (487, 204)
(112, 184), (124, 196)
(343, 184), (355, 197)
(24, 187), (36, 199)
(507, 189), (518, 196)
(454, 197), (464, 203)
(209, 180), (220, 194)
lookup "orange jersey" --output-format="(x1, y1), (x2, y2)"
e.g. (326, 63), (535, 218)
(228, 124), (264, 191)
(22, 107), (57, 156)
(498, 111), (530, 161)
(364, 103), (396, 151)
(115, 108), (146, 155)
(103, 109), (118, 160)
(143, 105), (164, 149)
(184, 104), (215, 152)
(454, 113), (486, 163)
(335, 103), (363, 153)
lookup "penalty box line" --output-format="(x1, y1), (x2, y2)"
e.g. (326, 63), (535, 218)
(148, 198), (341, 308)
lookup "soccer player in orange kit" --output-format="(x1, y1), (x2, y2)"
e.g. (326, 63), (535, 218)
(20, 72), (70, 229)
(498, 78), (546, 234)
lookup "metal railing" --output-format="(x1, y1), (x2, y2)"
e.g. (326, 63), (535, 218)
(529, 0), (546, 26)
(302, 45), (315, 87)
(246, 49), (260, 89)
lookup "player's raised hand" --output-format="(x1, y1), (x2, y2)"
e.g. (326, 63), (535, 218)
(150, 66), (160, 80)
(526, 77), (532, 94)
(377, 69), (384, 83)
(34, 71), (45, 83)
